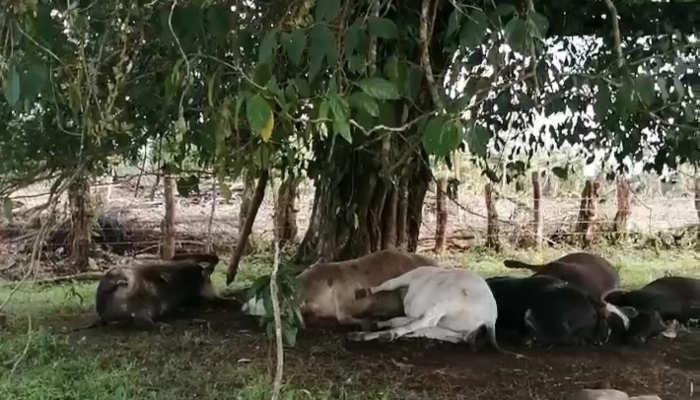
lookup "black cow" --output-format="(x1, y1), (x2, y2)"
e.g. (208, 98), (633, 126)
(605, 276), (700, 326)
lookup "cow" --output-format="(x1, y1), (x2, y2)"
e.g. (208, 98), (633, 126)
(346, 266), (523, 358)
(486, 275), (602, 344)
(489, 274), (665, 347)
(604, 276), (700, 327)
(503, 252), (621, 301)
(72, 253), (221, 331)
(242, 249), (440, 329)
(521, 276), (610, 346)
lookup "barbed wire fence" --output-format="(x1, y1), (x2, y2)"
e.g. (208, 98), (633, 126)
(1, 167), (698, 281)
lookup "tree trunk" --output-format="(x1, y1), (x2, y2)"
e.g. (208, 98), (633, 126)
(576, 179), (600, 248)
(273, 173), (300, 248)
(294, 3), (449, 265)
(238, 175), (256, 256)
(68, 173), (92, 271)
(434, 177), (448, 253)
(531, 171), (543, 249)
(296, 140), (431, 265)
(161, 165), (176, 260)
(613, 176), (631, 240)
(485, 183), (500, 251)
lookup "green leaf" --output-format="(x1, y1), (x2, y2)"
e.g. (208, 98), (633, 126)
(460, 9), (489, 49)
(551, 166), (568, 180)
(492, 4), (516, 17)
(421, 116), (463, 157)
(446, 10), (461, 38)
(333, 118), (353, 144)
(282, 29), (307, 67)
(258, 30), (278, 65)
(403, 65), (423, 101)
(465, 123), (489, 157)
(3, 66), (21, 107)
(21, 63), (48, 103)
(368, 17), (399, 40)
(309, 24), (333, 81)
(318, 99), (330, 121)
(329, 94), (350, 121)
(282, 321), (298, 348)
(528, 11), (549, 39)
(246, 94), (273, 137)
(315, 0), (340, 22)
(284, 84), (299, 104)
(358, 77), (401, 100)
(594, 83), (611, 120)
(384, 55), (408, 89)
(347, 91), (380, 117)
(2, 198), (12, 223)
(504, 17), (528, 53)
(634, 74), (655, 107)
(347, 55), (366, 73)
(344, 20), (361, 56)
(295, 78), (311, 98)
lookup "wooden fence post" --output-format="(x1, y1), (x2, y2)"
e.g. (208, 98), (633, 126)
(485, 183), (500, 251)
(613, 176), (631, 240)
(434, 177), (448, 253)
(575, 179), (600, 248)
(531, 171), (543, 249)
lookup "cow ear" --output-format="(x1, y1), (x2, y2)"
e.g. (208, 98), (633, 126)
(619, 306), (639, 319)
(200, 265), (215, 277)
(602, 289), (626, 304)
(661, 320), (678, 339)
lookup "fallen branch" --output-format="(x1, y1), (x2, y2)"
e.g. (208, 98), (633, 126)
(226, 169), (269, 285)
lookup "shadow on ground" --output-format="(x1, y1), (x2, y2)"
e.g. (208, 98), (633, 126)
(55, 307), (700, 400)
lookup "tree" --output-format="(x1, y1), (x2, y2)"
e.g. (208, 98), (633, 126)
(0, 0), (697, 276)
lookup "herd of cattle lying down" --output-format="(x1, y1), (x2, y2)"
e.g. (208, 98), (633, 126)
(75, 249), (699, 358)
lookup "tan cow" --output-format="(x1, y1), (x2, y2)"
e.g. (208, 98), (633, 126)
(243, 249), (440, 329)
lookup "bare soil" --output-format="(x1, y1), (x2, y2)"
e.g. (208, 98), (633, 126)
(60, 307), (700, 400)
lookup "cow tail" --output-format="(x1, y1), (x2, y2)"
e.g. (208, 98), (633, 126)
(486, 324), (525, 359)
(502, 260), (539, 271)
(170, 253), (220, 268)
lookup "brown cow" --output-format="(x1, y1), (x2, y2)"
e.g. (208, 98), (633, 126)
(503, 252), (621, 301)
(242, 249), (440, 329)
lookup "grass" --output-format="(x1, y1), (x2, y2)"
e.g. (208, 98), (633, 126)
(0, 246), (698, 399)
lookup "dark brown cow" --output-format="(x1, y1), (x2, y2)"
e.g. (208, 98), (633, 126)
(503, 252), (621, 301)
(73, 253), (220, 331)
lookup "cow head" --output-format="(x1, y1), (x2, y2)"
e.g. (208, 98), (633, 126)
(623, 307), (667, 345)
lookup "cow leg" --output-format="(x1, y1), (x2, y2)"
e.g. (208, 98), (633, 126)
(402, 326), (463, 344)
(359, 267), (430, 298)
(375, 316), (414, 330)
(347, 310), (443, 342)
(337, 314), (372, 331)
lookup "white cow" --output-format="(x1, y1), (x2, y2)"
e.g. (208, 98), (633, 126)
(347, 266), (523, 358)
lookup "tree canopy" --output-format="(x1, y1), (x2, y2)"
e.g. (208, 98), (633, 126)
(0, 0), (698, 264)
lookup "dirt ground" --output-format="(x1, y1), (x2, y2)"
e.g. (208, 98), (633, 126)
(61, 306), (700, 400)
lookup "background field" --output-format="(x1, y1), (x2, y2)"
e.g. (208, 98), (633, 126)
(1, 161), (699, 400)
